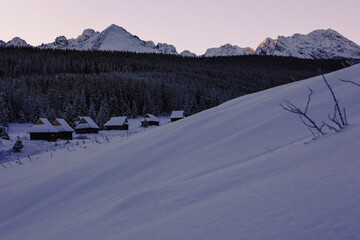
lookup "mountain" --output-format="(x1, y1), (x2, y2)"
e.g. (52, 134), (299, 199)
(0, 40), (5, 47)
(256, 29), (360, 59)
(2, 26), (360, 59)
(180, 50), (197, 57)
(1, 64), (360, 239)
(40, 24), (179, 54)
(204, 43), (255, 57)
(5, 37), (29, 47)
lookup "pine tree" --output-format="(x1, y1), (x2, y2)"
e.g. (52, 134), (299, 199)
(96, 97), (111, 128)
(12, 137), (24, 152)
(131, 100), (138, 118)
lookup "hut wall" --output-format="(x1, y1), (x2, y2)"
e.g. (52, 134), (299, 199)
(104, 125), (129, 130)
(142, 121), (159, 127)
(30, 133), (58, 142)
(75, 128), (99, 134)
(171, 118), (183, 122)
(58, 132), (73, 140)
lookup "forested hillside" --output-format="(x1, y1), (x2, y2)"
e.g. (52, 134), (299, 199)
(0, 46), (353, 126)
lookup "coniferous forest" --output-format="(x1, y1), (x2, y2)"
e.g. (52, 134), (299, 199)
(0, 46), (354, 126)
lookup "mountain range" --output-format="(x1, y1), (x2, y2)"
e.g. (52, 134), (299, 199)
(2, 24), (360, 59)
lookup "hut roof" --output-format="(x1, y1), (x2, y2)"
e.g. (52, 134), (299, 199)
(53, 118), (74, 132)
(170, 110), (185, 119)
(75, 116), (99, 129)
(29, 118), (59, 133)
(104, 117), (128, 127)
(143, 114), (160, 123)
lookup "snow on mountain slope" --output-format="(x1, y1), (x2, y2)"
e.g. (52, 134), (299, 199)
(180, 50), (197, 57)
(204, 43), (255, 57)
(1, 65), (360, 239)
(39, 24), (178, 54)
(6, 37), (29, 47)
(256, 29), (360, 59)
(155, 43), (178, 55)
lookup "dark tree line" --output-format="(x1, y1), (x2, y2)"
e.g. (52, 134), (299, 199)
(0, 46), (354, 126)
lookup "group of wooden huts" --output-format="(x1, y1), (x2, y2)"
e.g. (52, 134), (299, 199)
(29, 111), (185, 141)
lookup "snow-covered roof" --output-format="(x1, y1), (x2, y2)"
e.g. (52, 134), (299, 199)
(53, 118), (74, 132)
(75, 123), (90, 129)
(170, 110), (185, 119)
(104, 117), (128, 127)
(143, 114), (160, 123)
(75, 116), (99, 129)
(29, 118), (59, 133)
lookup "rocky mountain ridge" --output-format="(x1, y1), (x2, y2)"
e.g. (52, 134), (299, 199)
(2, 25), (360, 59)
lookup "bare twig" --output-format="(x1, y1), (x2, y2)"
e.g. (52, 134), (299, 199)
(280, 88), (325, 136)
(339, 78), (360, 87)
(322, 75), (346, 126)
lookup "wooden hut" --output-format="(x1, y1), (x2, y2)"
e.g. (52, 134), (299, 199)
(141, 114), (160, 127)
(53, 118), (74, 140)
(170, 110), (185, 122)
(104, 117), (129, 130)
(75, 116), (99, 134)
(29, 118), (59, 141)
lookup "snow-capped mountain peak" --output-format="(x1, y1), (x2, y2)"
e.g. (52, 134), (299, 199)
(3, 25), (360, 59)
(204, 43), (255, 57)
(6, 37), (29, 47)
(180, 50), (197, 57)
(256, 29), (360, 59)
(76, 28), (98, 41)
(39, 24), (179, 55)
(155, 43), (178, 55)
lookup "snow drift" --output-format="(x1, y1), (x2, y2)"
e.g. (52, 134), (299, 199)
(1, 65), (360, 240)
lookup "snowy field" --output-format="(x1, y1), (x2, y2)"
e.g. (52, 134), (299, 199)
(1, 65), (360, 240)
(0, 117), (170, 164)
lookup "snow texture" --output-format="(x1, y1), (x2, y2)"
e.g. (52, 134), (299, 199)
(1, 65), (360, 239)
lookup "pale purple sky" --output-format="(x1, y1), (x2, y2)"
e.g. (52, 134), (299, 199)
(1, 0), (359, 55)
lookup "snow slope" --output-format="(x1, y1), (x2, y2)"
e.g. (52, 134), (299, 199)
(256, 29), (360, 59)
(1, 65), (360, 239)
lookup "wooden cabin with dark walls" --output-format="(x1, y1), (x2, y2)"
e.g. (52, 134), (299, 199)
(53, 118), (74, 140)
(75, 116), (99, 134)
(104, 117), (129, 130)
(29, 118), (59, 142)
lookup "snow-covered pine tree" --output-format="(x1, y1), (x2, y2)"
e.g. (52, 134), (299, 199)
(12, 137), (24, 152)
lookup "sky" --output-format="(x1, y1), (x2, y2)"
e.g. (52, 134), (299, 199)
(1, 0), (359, 55)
